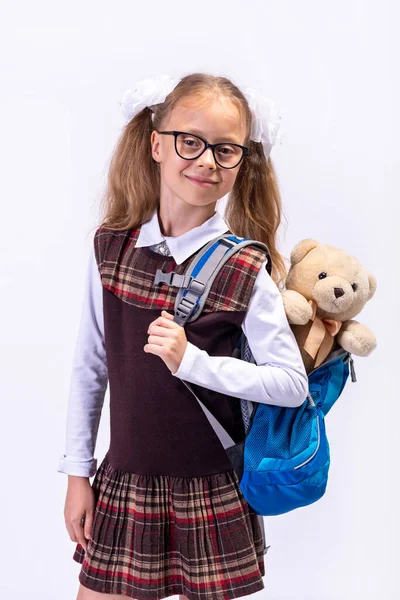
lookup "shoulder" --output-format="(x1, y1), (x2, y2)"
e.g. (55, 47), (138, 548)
(204, 240), (270, 313)
(93, 226), (140, 268)
(218, 233), (271, 281)
(227, 243), (270, 276)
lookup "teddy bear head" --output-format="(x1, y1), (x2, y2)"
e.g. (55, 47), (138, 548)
(285, 239), (377, 322)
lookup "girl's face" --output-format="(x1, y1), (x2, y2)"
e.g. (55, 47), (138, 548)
(150, 97), (247, 211)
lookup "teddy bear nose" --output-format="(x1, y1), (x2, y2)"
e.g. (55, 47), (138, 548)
(334, 287), (345, 298)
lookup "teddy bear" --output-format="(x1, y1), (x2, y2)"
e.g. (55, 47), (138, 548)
(281, 239), (377, 374)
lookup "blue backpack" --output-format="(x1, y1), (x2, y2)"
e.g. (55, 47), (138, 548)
(154, 233), (357, 516)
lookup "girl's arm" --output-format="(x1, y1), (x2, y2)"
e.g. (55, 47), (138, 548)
(57, 244), (108, 478)
(172, 258), (309, 408)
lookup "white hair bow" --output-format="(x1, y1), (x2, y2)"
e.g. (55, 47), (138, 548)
(119, 74), (179, 122)
(119, 73), (282, 158)
(242, 87), (283, 157)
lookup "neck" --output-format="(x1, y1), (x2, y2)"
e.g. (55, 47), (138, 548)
(157, 201), (217, 237)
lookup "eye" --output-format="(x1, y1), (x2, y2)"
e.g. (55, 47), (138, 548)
(351, 283), (358, 292)
(318, 272), (327, 279)
(183, 138), (200, 148)
(217, 145), (234, 155)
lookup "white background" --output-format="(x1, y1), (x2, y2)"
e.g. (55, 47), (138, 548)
(0, 1), (398, 598)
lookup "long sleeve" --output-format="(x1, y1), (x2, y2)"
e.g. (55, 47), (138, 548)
(57, 244), (108, 477)
(172, 258), (309, 408)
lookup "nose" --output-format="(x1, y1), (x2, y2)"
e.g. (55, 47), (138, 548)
(334, 287), (345, 298)
(197, 147), (217, 169)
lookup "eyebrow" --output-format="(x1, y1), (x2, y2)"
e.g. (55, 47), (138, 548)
(179, 128), (243, 144)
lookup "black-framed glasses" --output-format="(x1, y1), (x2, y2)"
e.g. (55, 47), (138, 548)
(157, 130), (248, 169)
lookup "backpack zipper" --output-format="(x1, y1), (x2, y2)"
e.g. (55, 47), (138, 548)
(344, 354), (357, 382)
(293, 396), (320, 470)
(308, 349), (356, 382)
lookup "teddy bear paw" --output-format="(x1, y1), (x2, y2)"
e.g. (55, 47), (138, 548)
(281, 290), (313, 325)
(336, 320), (377, 357)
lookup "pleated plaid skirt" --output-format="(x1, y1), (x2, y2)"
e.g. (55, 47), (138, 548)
(73, 454), (267, 600)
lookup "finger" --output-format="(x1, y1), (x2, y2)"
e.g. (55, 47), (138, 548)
(161, 310), (175, 320)
(147, 335), (170, 346)
(148, 325), (177, 337)
(144, 344), (165, 357)
(162, 310), (183, 327)
(148, 317), (177, 332)
(65, 521), (78, 543)
(84, 512), (93, 541)
(72, 519), (88, 551)
(151, 311), (174, 323)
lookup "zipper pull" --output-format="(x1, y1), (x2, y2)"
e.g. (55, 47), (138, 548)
(349, 356), (357, 382)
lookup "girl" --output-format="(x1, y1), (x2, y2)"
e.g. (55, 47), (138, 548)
(59, 72), (308, 600)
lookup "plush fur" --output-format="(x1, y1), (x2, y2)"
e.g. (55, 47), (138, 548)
(282, 239), (377, 373)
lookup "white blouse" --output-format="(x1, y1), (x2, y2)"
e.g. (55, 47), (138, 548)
(58, 210), (309, 477)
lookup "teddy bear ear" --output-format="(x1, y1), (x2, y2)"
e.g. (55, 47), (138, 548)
(290, 239), (320, 266)
(367, 272), (377, 300)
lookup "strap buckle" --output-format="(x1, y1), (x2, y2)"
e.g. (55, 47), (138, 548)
(154, 270), (191, 288)
(218, 237), (237, 250)
(154, 269), (206, 295)
(186, 278), (205, 295)
(154, 269), (175, 286)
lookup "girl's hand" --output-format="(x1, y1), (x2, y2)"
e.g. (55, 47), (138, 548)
(64, 477), (95, 552)
(144, 310), (188, 374)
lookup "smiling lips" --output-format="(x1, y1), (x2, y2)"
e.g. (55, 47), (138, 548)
(185, 175), (218, 186)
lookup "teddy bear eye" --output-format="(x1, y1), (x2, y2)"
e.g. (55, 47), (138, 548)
(318, 272), (327, 279)
(352, 283), (358, 292)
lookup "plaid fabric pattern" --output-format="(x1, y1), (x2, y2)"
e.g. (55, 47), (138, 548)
(74, 456), (266, 599)
(94, 226), (268, 314)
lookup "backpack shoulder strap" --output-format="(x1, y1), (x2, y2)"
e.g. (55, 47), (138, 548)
(153, 234), (272, 455)
(173, 234), (270, 326)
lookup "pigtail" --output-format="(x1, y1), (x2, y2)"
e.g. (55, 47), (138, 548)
(225, 141), (288, 288)
(98, 107), (160, 231)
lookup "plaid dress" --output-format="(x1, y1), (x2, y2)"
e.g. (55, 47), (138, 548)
(73, 225), (270, 599)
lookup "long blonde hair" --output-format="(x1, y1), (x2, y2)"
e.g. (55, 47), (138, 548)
(96, 73), (287, 286)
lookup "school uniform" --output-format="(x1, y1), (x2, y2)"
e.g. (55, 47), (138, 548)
(58, 207), (308, 600)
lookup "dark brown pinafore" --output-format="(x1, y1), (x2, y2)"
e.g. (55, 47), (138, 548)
(74, 224), (270, 600)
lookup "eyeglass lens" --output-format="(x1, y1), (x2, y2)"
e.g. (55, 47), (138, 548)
(176, 133), (243, 168)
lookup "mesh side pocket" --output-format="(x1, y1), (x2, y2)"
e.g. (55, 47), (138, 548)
(244, 402), (318, 468)
(239, 334), (316, 467)
(240, 398), (253, 433)
(240, 335), (256, 433)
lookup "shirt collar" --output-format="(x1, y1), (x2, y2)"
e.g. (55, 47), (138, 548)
(135, 207), (230, 265)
